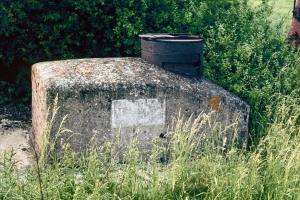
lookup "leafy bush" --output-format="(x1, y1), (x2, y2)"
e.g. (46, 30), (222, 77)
(1, 0), (300, 140)
(0, 0), (192, 103)
(187, 1), (300, 139)
(0, 0), (192, 63)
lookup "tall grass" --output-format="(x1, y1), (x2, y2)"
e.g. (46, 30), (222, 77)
(250, 0), (293, 25)
(1, 96), (300, 199)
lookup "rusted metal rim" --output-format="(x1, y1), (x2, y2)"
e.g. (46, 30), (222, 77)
(139, 33), (202, 43)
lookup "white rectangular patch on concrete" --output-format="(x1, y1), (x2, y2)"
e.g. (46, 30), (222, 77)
(111, 99), (165, 128)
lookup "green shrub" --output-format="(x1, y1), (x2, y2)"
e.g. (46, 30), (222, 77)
(1, 0), (300, 141)
(0, 0), (193, 63)
(187, 1), (300, 139)
(0, 0), (192, 103)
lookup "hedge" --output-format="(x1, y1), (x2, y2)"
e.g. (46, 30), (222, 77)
(0, 0), (198, 103)
(0, 0), (239, 103)
(1, 0), (299, 141)
(0, 0), (196, 64)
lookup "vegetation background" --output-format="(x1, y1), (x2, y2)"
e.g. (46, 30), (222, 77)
(0, 0), (300, 199)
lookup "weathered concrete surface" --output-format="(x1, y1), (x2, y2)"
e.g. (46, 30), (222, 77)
(32, 57), (249, 157)
(0, 105), (32, 168)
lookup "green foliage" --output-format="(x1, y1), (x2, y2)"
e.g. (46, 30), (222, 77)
(0, 0), (192, 63)
(0, 81), (13, 104)
(185, 1), (300, 139)
(0, 0), (193, 103)
(1, 1), (300, 198)
(1, 0), (300, 139)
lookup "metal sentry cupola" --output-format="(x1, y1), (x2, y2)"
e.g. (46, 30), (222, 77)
(139, 33), (203, 77)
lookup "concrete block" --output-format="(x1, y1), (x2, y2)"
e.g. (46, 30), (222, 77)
(32, 58), (249, 156)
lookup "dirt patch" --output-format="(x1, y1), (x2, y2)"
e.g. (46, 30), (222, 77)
(0, 104), (33, 168)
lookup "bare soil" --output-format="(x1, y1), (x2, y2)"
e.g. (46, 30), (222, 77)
(0, 104), (33, 168)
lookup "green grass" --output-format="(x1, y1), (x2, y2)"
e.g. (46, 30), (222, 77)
(250, 0), (294, 24)
(251, 0), (293, 15)
(0, 97), (300, 199)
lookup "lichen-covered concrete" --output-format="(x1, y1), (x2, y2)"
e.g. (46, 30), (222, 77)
(32, 57), (250, 157)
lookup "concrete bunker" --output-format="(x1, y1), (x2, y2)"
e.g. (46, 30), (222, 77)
(32, 58), (249, 157)
(32, 34), (249, 158)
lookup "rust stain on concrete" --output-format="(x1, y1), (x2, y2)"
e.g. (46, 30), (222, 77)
(209, 96), (221, 111)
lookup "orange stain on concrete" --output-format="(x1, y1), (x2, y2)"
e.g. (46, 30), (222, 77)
(209, 96), (221, 112)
